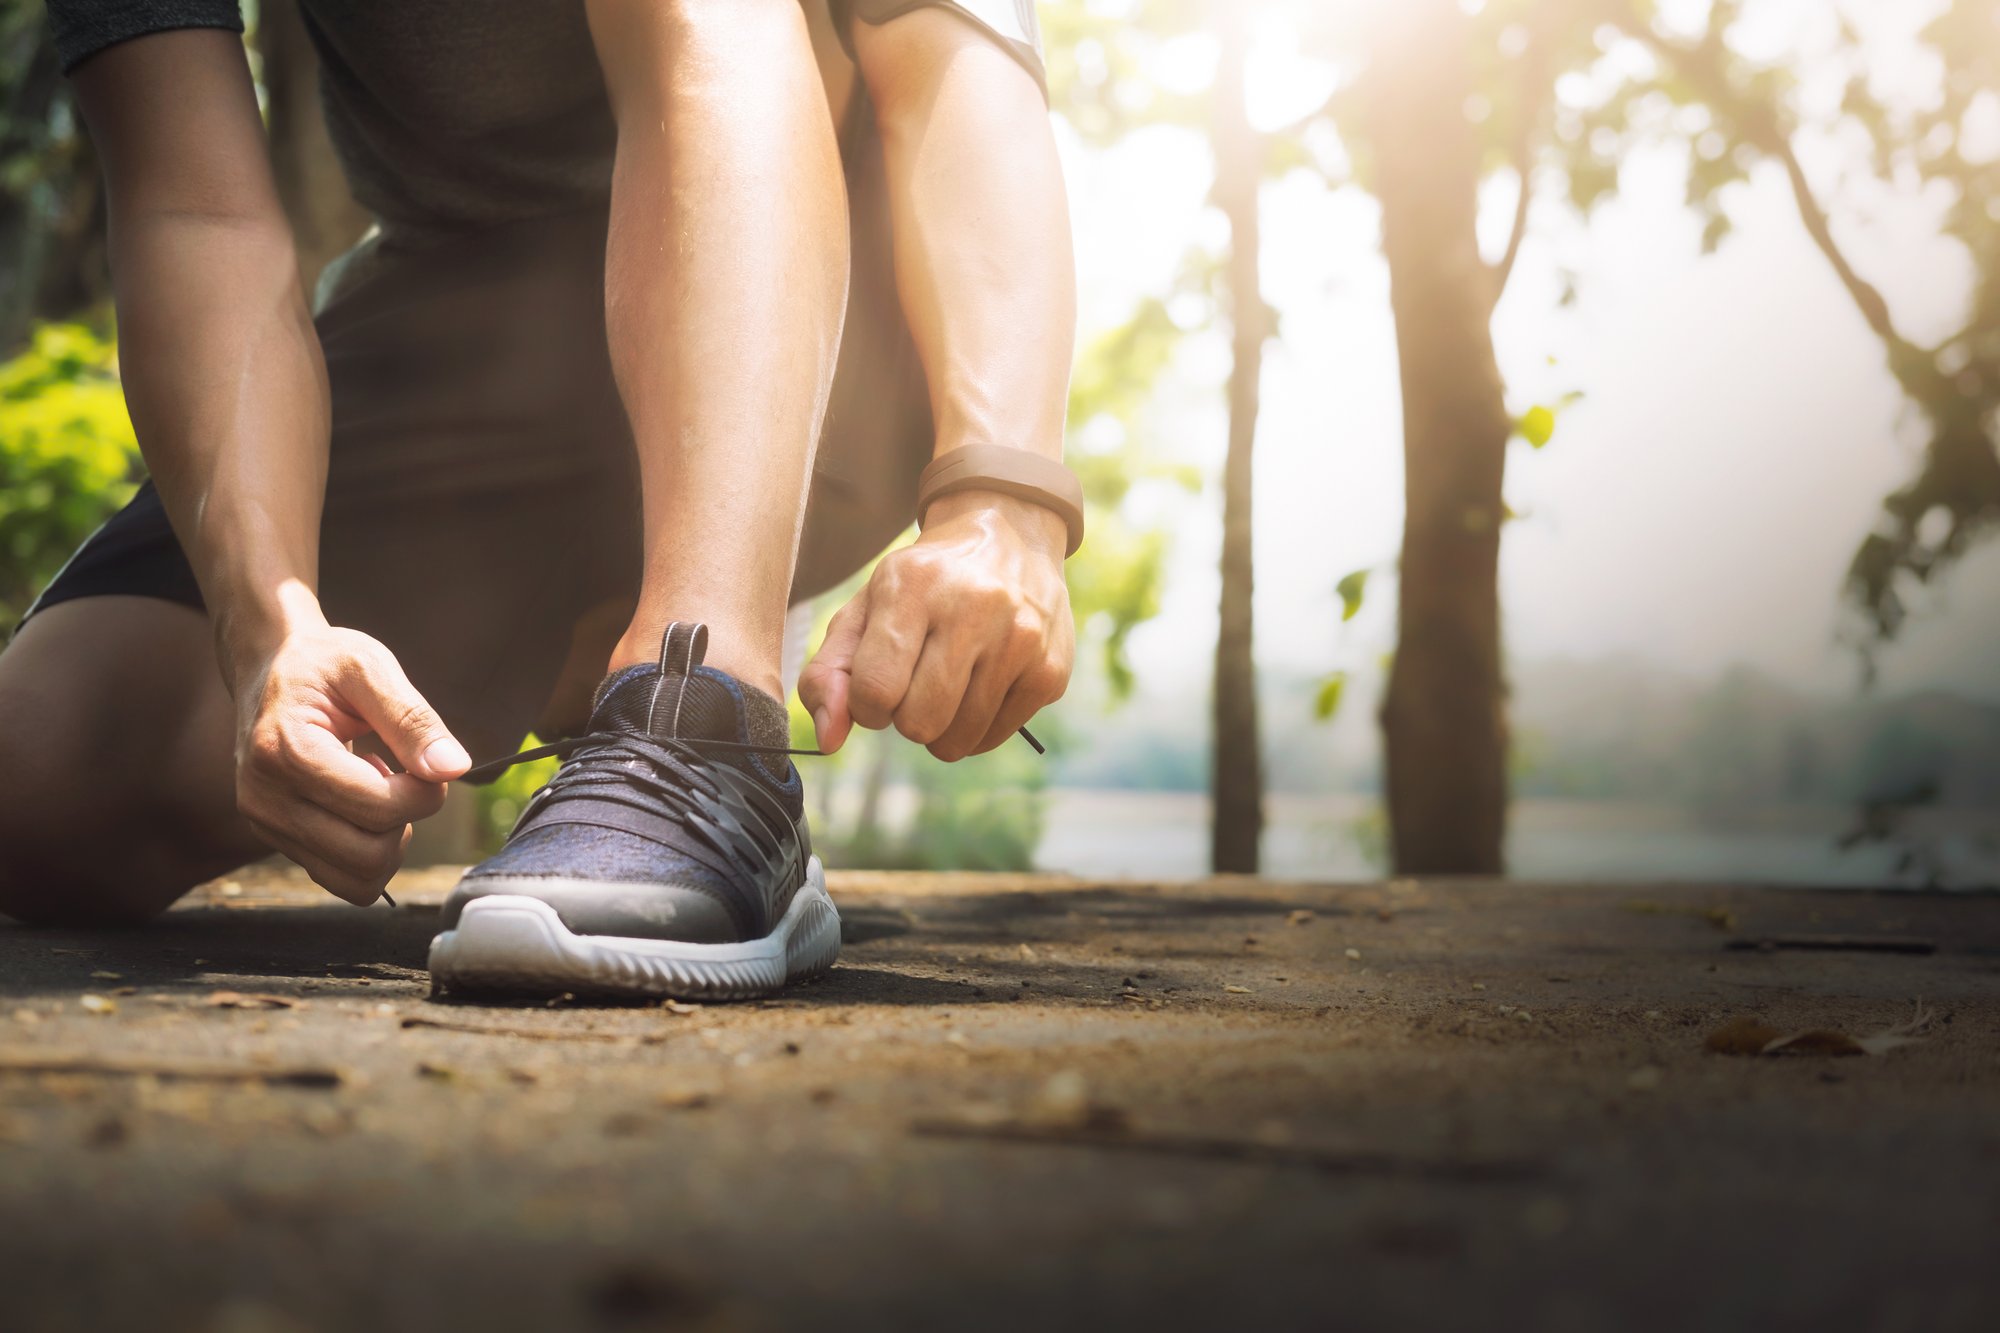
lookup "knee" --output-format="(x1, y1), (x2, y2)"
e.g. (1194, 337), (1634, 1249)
(0, 776), (220, 928)
(0, 824), (175, 928)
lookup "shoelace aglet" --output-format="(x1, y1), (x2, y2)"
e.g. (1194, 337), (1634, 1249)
(1018, 725), (1045, 754)
(379, 888), (398, 908)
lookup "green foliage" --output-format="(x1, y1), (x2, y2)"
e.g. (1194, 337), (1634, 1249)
(1065, 518), (1169, 699)
(1524, 0), (2000, 664)
(473, 736), (561, 854)
(895, 745), (1048, 872)
(0, 322), (141, 627)
(1066, 297), (1183, 436)
(1343, 799), (1389, 873)
(1042, 0), (1210, 146)
(804, 724), (1048, 872)
(1313, 670), (1348, 721)
(1334, 568), (1369, 623)
(1517, 404), (1556, 449)
(1057, 200), (1208, 704)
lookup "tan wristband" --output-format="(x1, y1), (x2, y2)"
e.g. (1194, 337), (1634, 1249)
(916, 444), (1086, 558)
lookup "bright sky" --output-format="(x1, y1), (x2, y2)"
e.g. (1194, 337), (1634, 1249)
(1053, 0), (2000, 710)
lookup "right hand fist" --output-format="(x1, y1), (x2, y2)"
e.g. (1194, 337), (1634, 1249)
(232, 623), (470, 905)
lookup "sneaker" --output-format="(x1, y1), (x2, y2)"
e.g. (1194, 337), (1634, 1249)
(428, 621), (839, 1000)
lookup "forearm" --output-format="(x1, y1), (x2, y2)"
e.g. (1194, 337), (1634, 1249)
(857, 11), (1075, 468)
(111, 212), (330, 682)
(75, 31), (331, 688)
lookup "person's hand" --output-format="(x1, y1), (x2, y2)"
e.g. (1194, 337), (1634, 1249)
(230, 613), (470, 904)
(801, 490), (1073, 761)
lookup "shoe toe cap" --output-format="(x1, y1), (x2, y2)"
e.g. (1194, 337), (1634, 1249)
(442, 873), (747, 944)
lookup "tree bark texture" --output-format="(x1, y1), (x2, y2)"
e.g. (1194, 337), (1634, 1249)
(1209, 12), (1266, 875)
(1369, 0), (1512, 875)
(0, 12), (109, 348)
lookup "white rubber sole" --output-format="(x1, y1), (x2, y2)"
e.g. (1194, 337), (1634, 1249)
(427, 858), (839, 1000)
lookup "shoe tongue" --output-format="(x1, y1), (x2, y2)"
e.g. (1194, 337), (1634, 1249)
(586, 622), (791, 752)
(590, 663), (751, 744)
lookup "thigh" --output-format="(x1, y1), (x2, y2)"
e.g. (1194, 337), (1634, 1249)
(289, 215), (645, 762)
(0, 597), (262, 922)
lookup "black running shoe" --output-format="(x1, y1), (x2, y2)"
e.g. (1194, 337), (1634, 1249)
(429, 621), (838, 1000)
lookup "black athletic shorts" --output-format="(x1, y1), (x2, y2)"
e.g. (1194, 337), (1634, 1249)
(26, 134), (933, 758)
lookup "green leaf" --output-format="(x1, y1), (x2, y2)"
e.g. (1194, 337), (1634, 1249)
(1518, 405), (1556, 448)
(1313, 672), (1349, 721)
(1335, 568), (1369, 622)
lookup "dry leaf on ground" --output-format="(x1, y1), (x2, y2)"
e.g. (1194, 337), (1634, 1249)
(1705, 1004), (1932, 1058)
(1625, 900), (1737, 932)
(205, 991), (300, 1010)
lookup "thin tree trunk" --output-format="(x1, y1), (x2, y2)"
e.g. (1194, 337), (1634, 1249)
(0, 25), (61, 348)
(0, 13), (109, 347)
(255, 0), (368, 293)
(1210, 11), (1266, 874)
(1369, 0), (1511, 875)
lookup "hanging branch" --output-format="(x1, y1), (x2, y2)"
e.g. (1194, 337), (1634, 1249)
(1619, 21), (1929, 383)
(1490, 28), (1547, 307)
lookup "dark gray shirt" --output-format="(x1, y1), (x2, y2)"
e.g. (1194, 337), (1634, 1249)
(48, 1), (1043, 238)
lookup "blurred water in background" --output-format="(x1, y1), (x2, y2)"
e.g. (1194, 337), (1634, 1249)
(1031, 790), (2000, 888)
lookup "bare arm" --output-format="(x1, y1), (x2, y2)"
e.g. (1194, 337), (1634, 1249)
(73, 31), (466, 903)
(801, 9), (1077, 760)
(859, 10), (1074, 470)
(77, 30), (326, 674)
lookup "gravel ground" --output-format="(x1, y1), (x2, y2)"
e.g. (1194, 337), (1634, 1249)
(2, 868), (1997, 1333)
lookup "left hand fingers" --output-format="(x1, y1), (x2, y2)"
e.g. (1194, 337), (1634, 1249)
(969, 634), (1071, 757)
(846, 561), (929, 732)
(926, 654), (1012, 762)
(894, 632), (976, 748)
(971, 676), (1050, 758)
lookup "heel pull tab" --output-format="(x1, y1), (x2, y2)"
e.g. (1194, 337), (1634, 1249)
(643, 621), (710, 735)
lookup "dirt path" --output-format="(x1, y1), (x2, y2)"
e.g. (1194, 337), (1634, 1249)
(3, 870), (1997, 1332)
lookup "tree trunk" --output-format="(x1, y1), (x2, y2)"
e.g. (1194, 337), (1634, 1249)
(0, 13), (109, 348)
(1209, 12), (1266, 874)
(1369, 0), (1512, 875)
(255, 0), (368, 294)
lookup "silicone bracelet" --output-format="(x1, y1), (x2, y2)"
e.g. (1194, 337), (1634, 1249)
(915, 444), (1086, 558)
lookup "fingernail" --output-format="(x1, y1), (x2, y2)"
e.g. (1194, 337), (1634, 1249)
(420, 737), (470, 776)
(812, 709), (833, 743)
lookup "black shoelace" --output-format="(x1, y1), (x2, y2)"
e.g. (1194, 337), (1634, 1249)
(457, 721), (1041, 785)
(494, 728), (810, 886)
(399, 722), (1044, 910)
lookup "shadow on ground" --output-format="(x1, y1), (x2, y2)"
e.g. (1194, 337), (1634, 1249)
(2, 869), (1997, 1331)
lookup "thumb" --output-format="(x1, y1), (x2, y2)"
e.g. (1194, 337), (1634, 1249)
(799, 592), (867, 754)
(338, 648), (470, 781)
